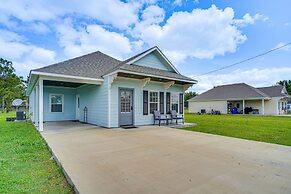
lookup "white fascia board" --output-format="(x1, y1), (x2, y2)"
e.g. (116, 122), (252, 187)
(104, 69), (197, 84)
(126, 47), (180, 74)
(31, 71), (103, 84)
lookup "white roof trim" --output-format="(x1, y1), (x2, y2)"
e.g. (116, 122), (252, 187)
(104, 69), (197, 84)
(126, 47), (180, 74)
(31, 71), (104, 82)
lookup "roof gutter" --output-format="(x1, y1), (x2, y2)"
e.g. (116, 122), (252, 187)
(31, 71), (104, 82)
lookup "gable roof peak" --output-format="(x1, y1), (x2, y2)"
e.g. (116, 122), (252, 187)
(121, 46), (180, 74)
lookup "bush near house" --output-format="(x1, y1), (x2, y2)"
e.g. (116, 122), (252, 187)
(0, 112), (73, 193)
(184, 113), (291, 146)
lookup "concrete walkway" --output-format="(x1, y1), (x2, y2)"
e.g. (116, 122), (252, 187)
(42, 122), (291, 194)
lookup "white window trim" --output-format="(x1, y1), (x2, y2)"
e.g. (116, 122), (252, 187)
(149, 91), (159, 114)
(170, 92), (179, 113)
(49, 94), (64, 113)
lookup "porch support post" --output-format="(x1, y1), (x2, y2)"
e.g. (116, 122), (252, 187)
(261, 98), (265, 115)
(38, 77), (44, 131)
(242, 99), (245, 115)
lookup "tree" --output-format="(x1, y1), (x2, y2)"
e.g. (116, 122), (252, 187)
(277, 80), (291, 95)
(0, 58), (26, 113)
(184, 91), (197, 108)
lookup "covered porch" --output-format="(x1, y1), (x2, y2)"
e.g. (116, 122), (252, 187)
(27, 72), (103, 131)
(227, 98), (269, 115)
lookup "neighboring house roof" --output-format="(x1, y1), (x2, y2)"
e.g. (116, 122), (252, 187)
(32, 46), (196, 83)
(257, 85), (287, 97)
(189, 83), (270, 101)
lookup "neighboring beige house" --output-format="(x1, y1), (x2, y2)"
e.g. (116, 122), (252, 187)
(188, 83), (290, 115)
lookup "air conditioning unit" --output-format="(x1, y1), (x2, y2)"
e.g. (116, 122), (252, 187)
(16, 111), (26, 121)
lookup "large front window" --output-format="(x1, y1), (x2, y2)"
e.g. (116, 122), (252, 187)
(171, 93), (179, 112)
(149, 91), (158, 114)
(50, 94), (63, 112)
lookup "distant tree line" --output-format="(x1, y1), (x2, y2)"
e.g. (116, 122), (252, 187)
(184, 91), (197, 108)
(0, 58), (26, 113)
(277, 80), (291, 95)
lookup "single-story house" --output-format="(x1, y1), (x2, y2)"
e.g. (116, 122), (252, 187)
(188, 83), (290, 115)
(27, 46), (197, 131)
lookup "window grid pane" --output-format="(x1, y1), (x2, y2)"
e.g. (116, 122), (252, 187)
(149, 92), (158, 114)
(51, 95), (63, 112)
(171, 93), (179, 112)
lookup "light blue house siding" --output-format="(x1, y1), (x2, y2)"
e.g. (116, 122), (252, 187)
(43, 87), (76, 121)
(110, 78), (184, 127)
(76, 77), (109, 127)
(133, 52), (174, 72)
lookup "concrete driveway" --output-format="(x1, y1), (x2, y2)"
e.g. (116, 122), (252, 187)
(42, 122), (291, 194)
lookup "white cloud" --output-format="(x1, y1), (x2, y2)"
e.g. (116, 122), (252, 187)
(234, 13), (268, 27)
(0, 29), (56, 76)
(173, 0), (183, 6)
(135, 5), (249, 64)
(191, 67), (291, 93)
(56, 20), (132, 59)
(0, 0), (139, 29)
(274, 42), (290, 51)
(142, 5), (165, 25)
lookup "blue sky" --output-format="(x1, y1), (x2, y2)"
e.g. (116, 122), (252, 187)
(0, 0), (290, 93)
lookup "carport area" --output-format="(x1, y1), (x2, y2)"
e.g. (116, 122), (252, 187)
(42, 123), (291, 194)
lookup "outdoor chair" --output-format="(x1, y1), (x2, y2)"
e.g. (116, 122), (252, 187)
(153, 111), (171, 126)
(170, 110), (184, 124)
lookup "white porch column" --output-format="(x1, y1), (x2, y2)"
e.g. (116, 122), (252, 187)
(38, 78), (44, 131)
(242, 99), (245, 115)
(261, 98), (265, 115)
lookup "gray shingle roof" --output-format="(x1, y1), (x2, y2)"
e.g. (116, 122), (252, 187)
(190, 83), (270, 101)
(34, 51), (121, 79)
(118, 64), (194, 82)
(33, 47), (196, 83)
(257, 85), (286, 97)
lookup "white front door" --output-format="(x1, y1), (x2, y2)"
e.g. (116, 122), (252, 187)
(76, 95), (80, 120)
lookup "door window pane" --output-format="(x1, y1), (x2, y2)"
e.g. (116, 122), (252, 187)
(121, 91), (131, 113)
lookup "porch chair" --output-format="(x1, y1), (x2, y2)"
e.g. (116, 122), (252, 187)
(153, 111), (171, 126)
(170, 110), (184, 124)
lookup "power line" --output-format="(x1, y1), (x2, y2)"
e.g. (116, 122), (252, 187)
(196, 42), (291, 77)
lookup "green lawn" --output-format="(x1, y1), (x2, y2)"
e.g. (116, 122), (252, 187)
(184, 113), (291, 146)
(0, 112), (73, 193)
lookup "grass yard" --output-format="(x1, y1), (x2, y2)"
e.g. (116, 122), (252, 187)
(184, 113), (291, 146)
(0, 112), (73, 193)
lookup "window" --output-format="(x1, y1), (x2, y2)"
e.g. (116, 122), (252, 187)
(149, 91), (159, 114)
(50, 94), (63, 112)
(171, 93), (179, 112)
